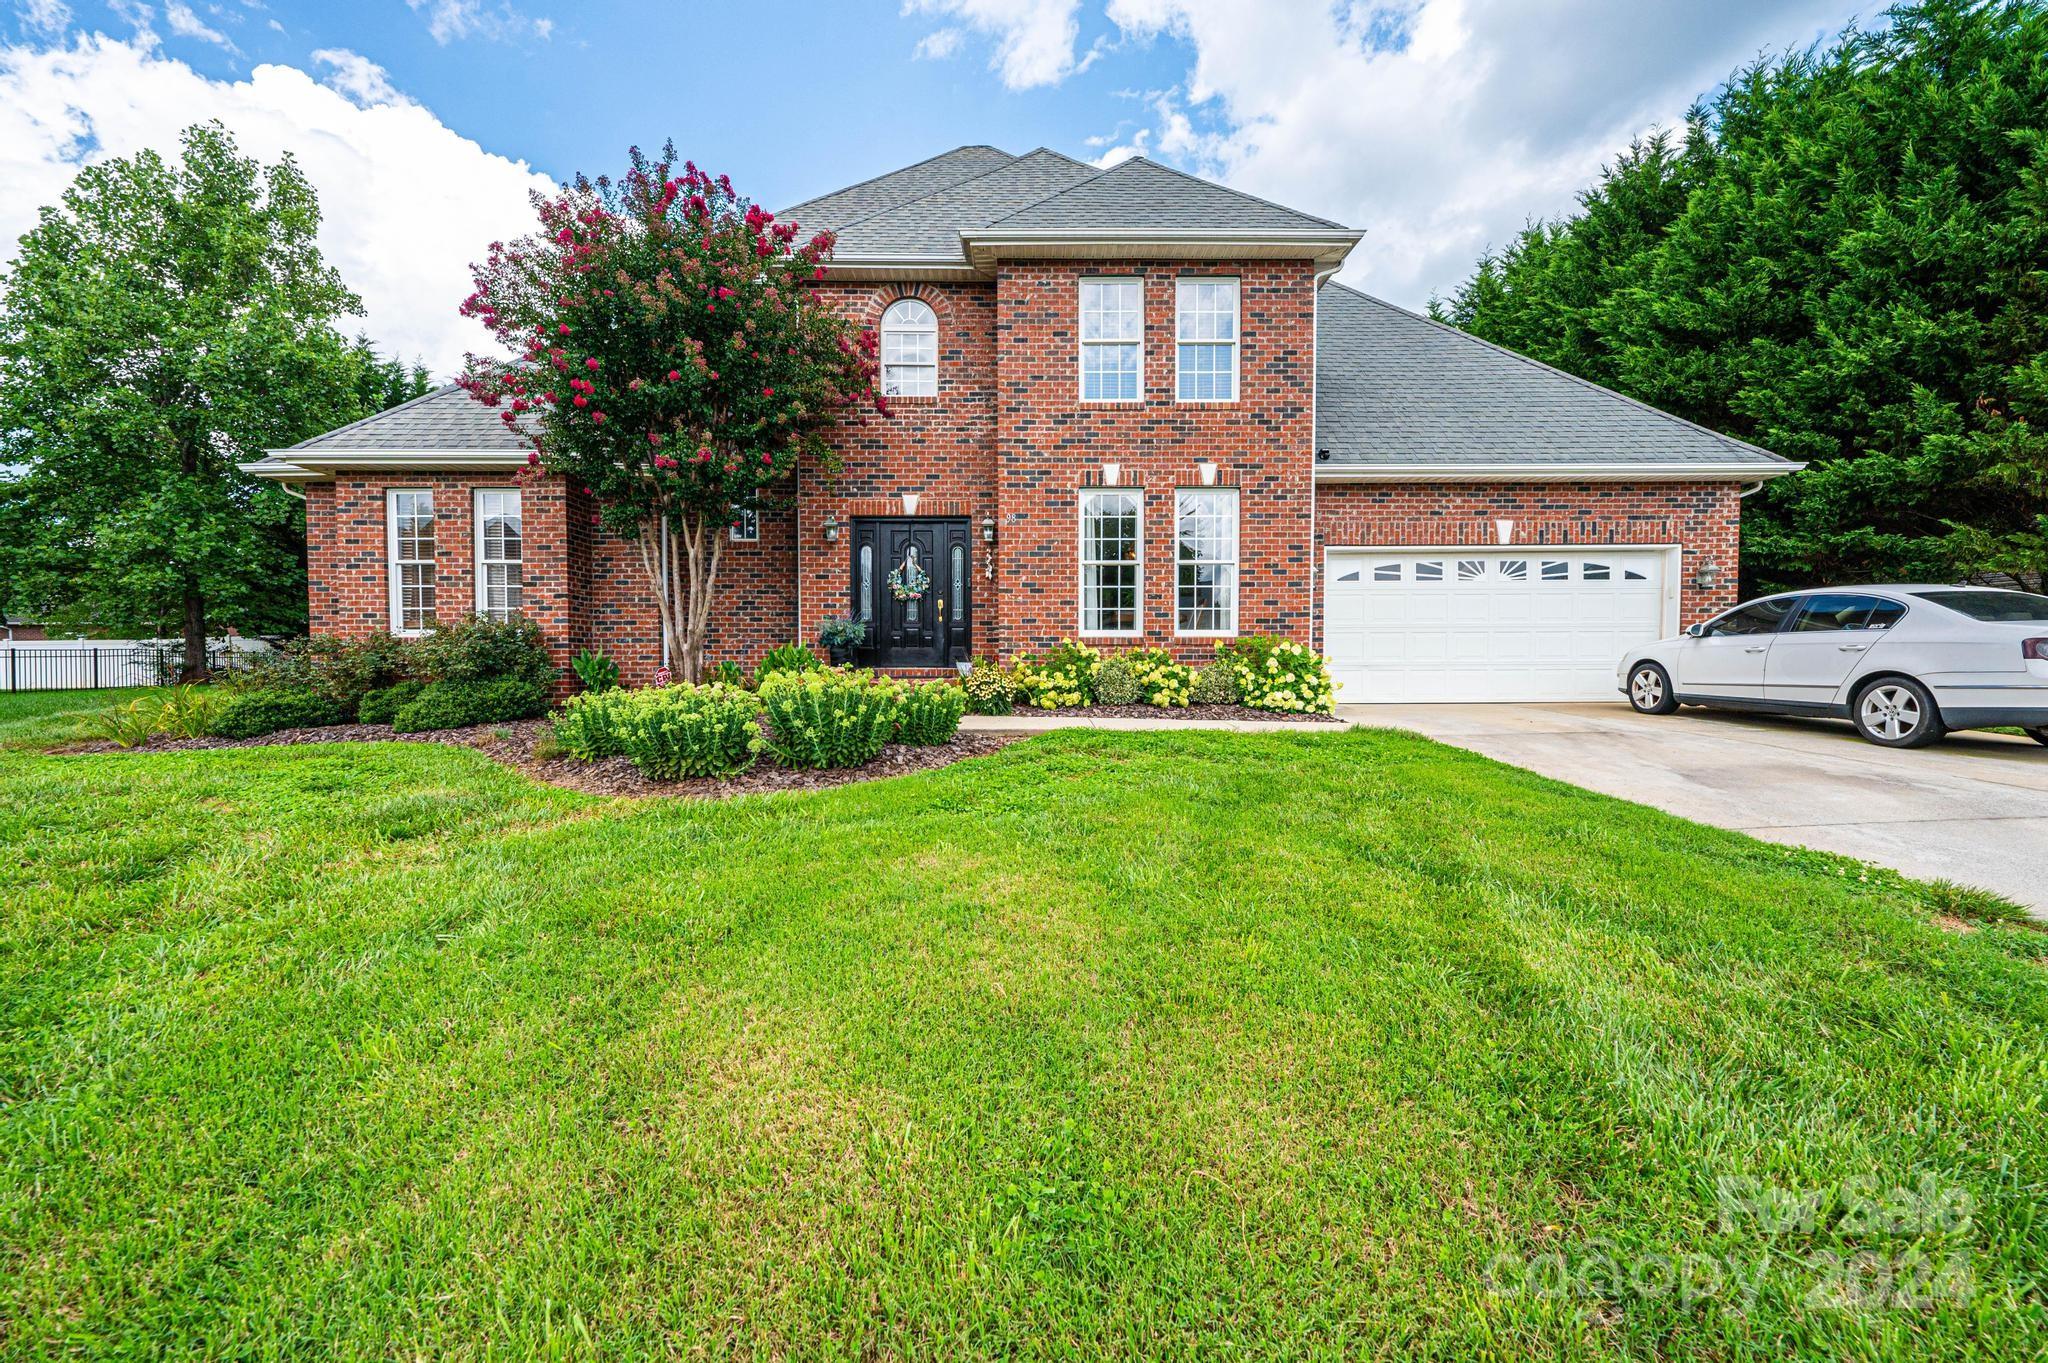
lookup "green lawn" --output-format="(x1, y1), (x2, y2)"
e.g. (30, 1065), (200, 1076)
(2, 690), (2044, 1358)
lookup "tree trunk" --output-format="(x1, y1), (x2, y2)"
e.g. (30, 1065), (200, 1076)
(632, 510), (724, 683)
(179, 583), (209, 683)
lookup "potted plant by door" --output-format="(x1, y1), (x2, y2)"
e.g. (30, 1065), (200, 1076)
(819, 616), (866, 666)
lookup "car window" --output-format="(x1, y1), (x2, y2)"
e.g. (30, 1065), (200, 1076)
(1704, 597), (1799, 636)
(1789, 594), (1907, 632)
(1918, 589), (2048, 622)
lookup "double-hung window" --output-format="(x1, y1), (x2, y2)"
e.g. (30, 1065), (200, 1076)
(1079, 278), (1142, 402)
(1175, 488), (1237, 634)
(473, 489), (523, 620)
(1079, 488), (1141, 635)
(730, 508), (759, 542)
(387, 489), (437, 634)
(1175, 278), (1238, 401)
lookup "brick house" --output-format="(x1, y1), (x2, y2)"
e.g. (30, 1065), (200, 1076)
(248, 146), (1797, 703)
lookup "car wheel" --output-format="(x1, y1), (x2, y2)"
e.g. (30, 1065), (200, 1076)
(1626, 662), (1679, 715)
(1852, 678), (1945, 748)
(2027, 726), (2048, 747)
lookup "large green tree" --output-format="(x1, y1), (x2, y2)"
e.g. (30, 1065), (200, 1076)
(1435, 0), (2048, 593)
(0, 122), (425, 675)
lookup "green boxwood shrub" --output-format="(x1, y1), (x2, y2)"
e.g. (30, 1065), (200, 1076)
(758, 669), (900, 769)
(1216, 636), (1335, 714)
(392, 677), (552, 734)
(896, 680), (967, 745)
(961, 658), (1015, 715)
(1189, 661), (1239, 705)
(357, 680), (425, 726)
(612, 684), (763, 779)
(208, 686), (349, 739)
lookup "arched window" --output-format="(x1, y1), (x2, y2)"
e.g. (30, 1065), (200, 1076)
(880, 298), (938, 397)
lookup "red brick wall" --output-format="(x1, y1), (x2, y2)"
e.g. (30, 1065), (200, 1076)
(796, 281), (1000, 649)
(988, 260), (1317, 661)
(1312, 480), (1741, 640)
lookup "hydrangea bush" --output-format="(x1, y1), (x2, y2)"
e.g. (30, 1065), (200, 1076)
(961, 658), (1015, 716)
(1217, 636), (1335, 713)
(1015, 641), (1100, 709)
(1121, 648), (1192, 707)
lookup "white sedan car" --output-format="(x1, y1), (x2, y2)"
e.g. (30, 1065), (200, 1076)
(1618, 585), (2048, 748)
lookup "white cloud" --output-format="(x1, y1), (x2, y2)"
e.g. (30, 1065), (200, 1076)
(903, 0), (1081, 89)
(405, 0), (550, 45)
(164, 0), (236, 53)
(16, 0), (71, 38)
(0, 33), (553, 375)
(310, 47), (407, 108)
(913, 26), (963, 60)
(107, 0), (152, 34)
(1074, 0), (1862, 307)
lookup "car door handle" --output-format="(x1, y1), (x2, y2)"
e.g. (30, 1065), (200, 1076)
(1837, 643), (1867, 652)
(1743, 645), (1767, 653)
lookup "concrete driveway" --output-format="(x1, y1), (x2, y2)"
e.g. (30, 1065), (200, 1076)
(1341, 702), (2048, 917)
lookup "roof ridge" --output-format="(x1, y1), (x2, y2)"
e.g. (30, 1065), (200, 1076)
(782, 144), (1014, 222)
(287, 382), (465, 451)
(976, 154), (1351, 233)
(1325, 283), (1789, 463)
(829, 146), (1099, 234)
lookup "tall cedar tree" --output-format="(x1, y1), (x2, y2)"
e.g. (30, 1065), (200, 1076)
(0, 122), (421, 674)
(460, 145), (881, 681)
(1435, 0), (2048, 593)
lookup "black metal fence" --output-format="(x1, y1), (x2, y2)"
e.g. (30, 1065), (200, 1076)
(0, 642), (264, 691)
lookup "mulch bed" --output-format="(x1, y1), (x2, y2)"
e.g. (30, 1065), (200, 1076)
(1020, 704), (1341, 723)
(63, 718), (1025, 800)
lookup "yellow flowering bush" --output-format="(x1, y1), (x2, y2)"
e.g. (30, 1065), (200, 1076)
(1014, 640), (1100, 709)
(1121, 647), (1192, 707)
(1217, 636), (1334, 714)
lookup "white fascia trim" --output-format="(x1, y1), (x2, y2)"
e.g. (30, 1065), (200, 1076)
(1313, 460), (1805, 483)
(245, 450), (530, 480)
(964, 227), (1363, 247)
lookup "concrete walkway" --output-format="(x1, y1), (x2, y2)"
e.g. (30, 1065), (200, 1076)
(1343, 701), (2048, 917)
(961, 713), (1347, 735)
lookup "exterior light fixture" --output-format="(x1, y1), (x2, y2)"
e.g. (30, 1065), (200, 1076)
(980, 515), (996, 544)
(822, 513), (840, 543)
(1695, 561), (1720, 590)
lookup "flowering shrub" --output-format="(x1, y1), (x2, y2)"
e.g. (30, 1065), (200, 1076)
(609, 683), (763, 779)
(1189, 661), (1239, 705)
(552, 687), (635, 759)
(1217, 636), (1334, 713)
(961, 658), (1015, 716)
(1015, 641), (1100, 709)
(1121, 648), (1191, 707)
(758, 668), (900, 769)
(896, 680), (966, 745)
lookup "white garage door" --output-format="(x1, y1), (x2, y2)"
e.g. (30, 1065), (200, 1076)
(1325, 549), (1673, 703)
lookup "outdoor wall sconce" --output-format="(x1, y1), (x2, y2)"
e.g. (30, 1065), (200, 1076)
(980, 515), (996, 544)
(1695, 561), (1720, 590)
(822, 513), (840, 543)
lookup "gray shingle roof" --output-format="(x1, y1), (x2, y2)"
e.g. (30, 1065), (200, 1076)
(287, 384), (534, 451)
(1314, 285), (1791, 469)
(979, 156), (1351, 235)
(829, 148), (1100, 260)
(781, 145), (1018, 236)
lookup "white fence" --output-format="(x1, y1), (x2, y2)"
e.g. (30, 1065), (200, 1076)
(0, 638), (271, 691)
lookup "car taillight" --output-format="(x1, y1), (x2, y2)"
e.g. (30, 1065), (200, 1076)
(2025, 638), (2048, 661)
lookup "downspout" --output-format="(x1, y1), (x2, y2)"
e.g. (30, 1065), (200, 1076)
(1309, 266), (1343, 656)
(1737, 481), (1766, 498)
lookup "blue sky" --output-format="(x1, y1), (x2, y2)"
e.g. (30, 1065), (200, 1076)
(2, 0), (1867, 373)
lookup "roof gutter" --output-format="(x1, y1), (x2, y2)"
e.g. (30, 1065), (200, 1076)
(1313, 460), (1805, 484)
(243, 450), (530, 482)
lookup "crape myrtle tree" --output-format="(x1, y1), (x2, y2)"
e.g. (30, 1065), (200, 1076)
(460, 144), (883, 682)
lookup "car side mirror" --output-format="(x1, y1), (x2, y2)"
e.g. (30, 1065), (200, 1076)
(1686, 622), (1706, 638)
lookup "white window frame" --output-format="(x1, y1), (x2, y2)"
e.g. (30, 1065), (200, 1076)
(1174, 487), (1238, 637)
(386, 488), (437, 637)
(472, 488), (523, 621)
(730, 508), (759, 543)
(879, 298), (938, 397)
(1078, 487), (1143, 637)
(1078, 277), (1144, 404)
(1175, 277), (1239, 403)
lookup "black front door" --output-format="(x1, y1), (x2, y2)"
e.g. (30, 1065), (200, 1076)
(852, 518), (972, 668)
